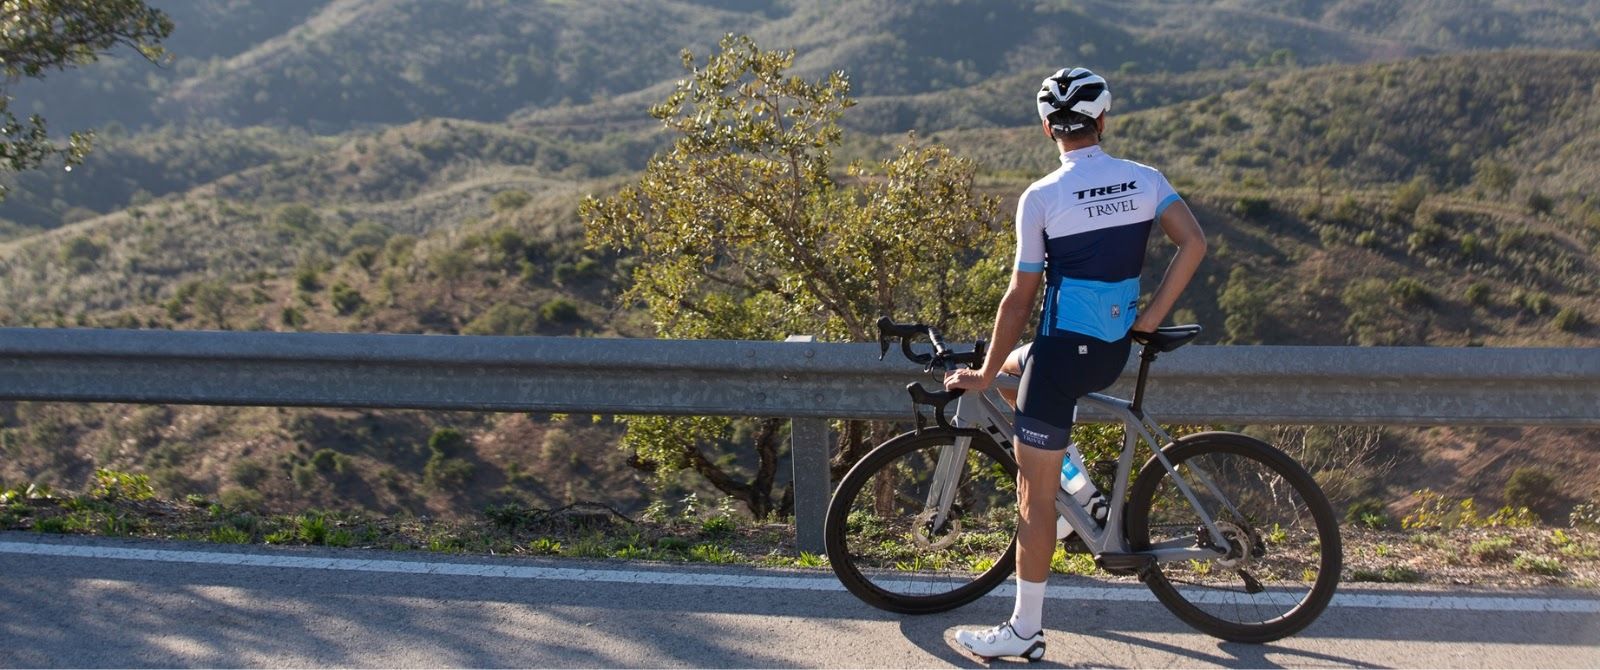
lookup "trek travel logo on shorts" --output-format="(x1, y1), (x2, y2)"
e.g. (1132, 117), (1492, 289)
(1019, 426), (1051, 444)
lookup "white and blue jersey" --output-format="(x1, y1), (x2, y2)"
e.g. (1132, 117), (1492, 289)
(1015, 145), (1182, 341)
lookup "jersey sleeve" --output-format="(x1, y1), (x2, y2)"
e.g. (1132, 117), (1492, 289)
(1014, 188), (1046, 273)
(1151, 167), (1183, 219)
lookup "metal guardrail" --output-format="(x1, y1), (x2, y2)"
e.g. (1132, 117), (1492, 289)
(3, 327), (1599, 553)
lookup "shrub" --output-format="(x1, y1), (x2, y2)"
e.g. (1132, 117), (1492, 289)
(329, 283), (365, 315)
(1513, 553), (1564, 576)
(1344, 498), (1391, 529)
(463, 303), (538, 336)
(1391, 177), (1429, 216)
(274, 204), (321, 238)
(425, 456), (474, 492)
(309, 449), (347, 474)
(1505, 467), (1558, 517)
(1571, 503), (1600, 530)
(539, 299), (581, 324)
(1388, 278), (1432, 307)
(491, 190), (533, 212)
(1233, 196), (1270, 219)
(208, 525), (252, 544)
(1464, 282), (1490, 306)
(280, 307), (307, 329)
(218, 488), (264, 510)
(1470, 536), (1515, 563)
(490, 229), (525, 261)
(59, 236), (104, 273)
(92, 469), (154, 501)
(1527, 191), (1554, 216)
(346, 246), (380, 270)
(1552, 307), (1585, 333)
(1514, 290), (1553, 316)
(428, 428), (467, 457)
(294, 266), (321, 292)
(295, 514), (329, 545)
(701, 515), (736, 537)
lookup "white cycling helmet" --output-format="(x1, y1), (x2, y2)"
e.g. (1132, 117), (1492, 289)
(1036, 67), (1111, 134)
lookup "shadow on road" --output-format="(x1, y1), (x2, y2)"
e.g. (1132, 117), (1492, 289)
(3, 535), (1598, 667)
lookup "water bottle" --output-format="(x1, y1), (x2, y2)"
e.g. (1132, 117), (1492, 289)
(1056, 443), (1108, 538)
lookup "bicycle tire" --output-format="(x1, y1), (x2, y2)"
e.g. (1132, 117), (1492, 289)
(825, 428), (1018, 614)
(1125, 431), (1342, 643)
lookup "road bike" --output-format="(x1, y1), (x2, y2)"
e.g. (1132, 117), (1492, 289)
(823, 318), (1341, 643)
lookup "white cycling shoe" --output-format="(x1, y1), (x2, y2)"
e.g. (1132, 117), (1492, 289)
(954, 622), (1046, 662)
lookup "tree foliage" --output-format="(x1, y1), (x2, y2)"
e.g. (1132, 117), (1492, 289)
(0, 0), (171, 195)
(582, 34), (1005, 516)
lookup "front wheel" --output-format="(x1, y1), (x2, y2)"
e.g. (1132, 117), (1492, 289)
(825, 428), (1019, 614)
(1125, 432), (1342, 643)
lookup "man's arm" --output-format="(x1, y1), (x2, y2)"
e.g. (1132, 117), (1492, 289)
(1132, 201), (1206, 332)
(947, 269), (1042, 390)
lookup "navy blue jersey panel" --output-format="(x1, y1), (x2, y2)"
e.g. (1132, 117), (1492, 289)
(1044, 220), (1154, 282)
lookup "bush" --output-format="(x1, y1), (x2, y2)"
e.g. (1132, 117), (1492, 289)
(1513, 553), (1564, 576)
(280, 307), (307, 329)
(1388, 278), (1432, 307)
(1527, 191), (1554, 216)
(424, 456), (474, 492)
(309, 449), (348, 474)
(1570, 503), (1600, 530)
(463, 303), (538, 336)
(1470, 536), (1515, 563)
(294, 266), (321, 292)
(1392, 177), (1429, 216)
(491, 190), (533, 212)
(1514, 290), (1553, 316)
(1505, 467), (1558, 517)
(1552, 307), (1585, 333)
(539, 298), (581, 324)
(92, 469), (154, 501)
(218, 488), (264, 510)
(1233, 196), (1270, 219)
(329, 283), (365, 315)
(274, 204), (321, 238)
(230, 461), (269, 488)
(59, 236), (104, 273)
(1464, 282), (1490, 306)
(1344, 498), (1391, 529)
(428, 428), (467, 457)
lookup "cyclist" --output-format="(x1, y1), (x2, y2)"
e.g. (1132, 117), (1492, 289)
(944, 67), (1206, 661)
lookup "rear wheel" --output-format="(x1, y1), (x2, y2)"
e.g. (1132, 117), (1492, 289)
(825, 428), (1018, 614)
(1125, 432), (1341, 643)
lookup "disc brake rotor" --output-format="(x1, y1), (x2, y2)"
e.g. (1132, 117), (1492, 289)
(910, 509), (962, 550)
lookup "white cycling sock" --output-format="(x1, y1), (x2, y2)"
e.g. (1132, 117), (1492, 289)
(1009, 577), (1047, 638)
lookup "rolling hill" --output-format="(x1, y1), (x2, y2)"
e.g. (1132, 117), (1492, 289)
(0, 2), (1597, 521)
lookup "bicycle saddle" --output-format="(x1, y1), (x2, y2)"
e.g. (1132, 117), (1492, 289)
(1132, 324), (1202, 353)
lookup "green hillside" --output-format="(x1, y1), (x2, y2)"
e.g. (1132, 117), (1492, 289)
(2, 2), (1598, 523)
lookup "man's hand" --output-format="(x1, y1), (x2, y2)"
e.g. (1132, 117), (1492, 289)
(1131, 314), (1162, 334)
(944, 368), (993, 391)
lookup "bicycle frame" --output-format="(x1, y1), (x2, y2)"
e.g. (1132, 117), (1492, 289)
(926, 377), (1234, 565)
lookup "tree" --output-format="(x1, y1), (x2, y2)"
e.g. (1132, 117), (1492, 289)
(582, 34), (1005, 518)
(0, 1), (172, 196)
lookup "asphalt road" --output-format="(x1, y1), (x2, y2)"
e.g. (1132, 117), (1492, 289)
(2, 532), (1597, 668)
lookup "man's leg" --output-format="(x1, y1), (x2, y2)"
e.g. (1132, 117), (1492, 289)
(1010, 441), (1067, 637)
(999, 345), (1028, 409)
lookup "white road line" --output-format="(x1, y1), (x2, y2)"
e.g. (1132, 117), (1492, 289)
(3, 540), (1598, 614)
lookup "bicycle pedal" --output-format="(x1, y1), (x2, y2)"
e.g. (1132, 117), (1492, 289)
(1094, 552), (1155, 576)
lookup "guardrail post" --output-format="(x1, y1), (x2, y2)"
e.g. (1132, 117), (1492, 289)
(790, 417), (831, 556)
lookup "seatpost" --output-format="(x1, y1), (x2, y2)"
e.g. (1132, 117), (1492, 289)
(1129, 346), (1157, 416)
